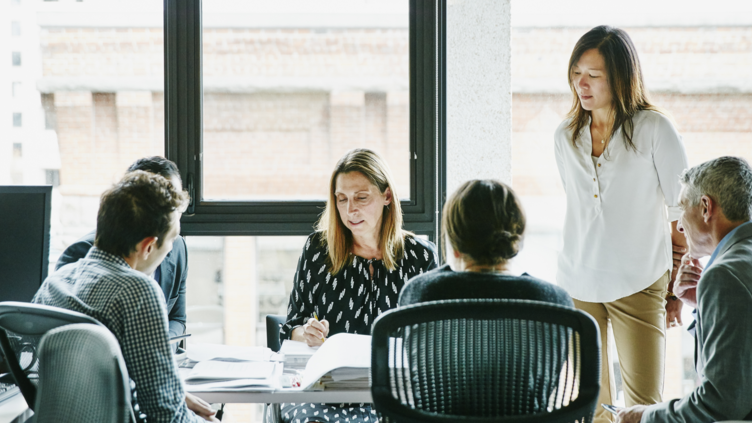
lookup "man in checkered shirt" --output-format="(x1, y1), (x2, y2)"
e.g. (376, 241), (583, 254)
(33, 171), (217, 422)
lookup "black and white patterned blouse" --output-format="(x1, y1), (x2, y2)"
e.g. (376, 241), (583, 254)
(280, 232), (437, 423)
(280, 232), (438, 341)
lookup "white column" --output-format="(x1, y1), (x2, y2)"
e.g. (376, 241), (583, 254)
(446, 0), (512, 194)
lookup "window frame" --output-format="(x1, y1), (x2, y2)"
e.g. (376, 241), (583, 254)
(164, 0), (446, 242)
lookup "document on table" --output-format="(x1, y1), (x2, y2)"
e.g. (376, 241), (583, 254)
(280, 340), (319, 369)
(186, 360), (277, 382)
(186, 343), (276, 362)
(184, 378), (276, 393)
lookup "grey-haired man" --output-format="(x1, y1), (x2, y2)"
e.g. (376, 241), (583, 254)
(618, 156), (752, 423)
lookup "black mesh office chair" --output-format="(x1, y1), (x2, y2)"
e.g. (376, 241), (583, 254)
(371, 299), (601, 423)
(34, 323), (136, 423)
(0, 301), (102, 410)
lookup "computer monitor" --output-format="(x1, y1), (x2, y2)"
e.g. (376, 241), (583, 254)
(0, 186), (52, 302)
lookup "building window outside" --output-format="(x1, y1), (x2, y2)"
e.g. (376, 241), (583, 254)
(11, 21), (21, 37)
(41, 94), (56, 130)
(11, 0), (21, 6)
(12, 82), (21, 98)
(11, 144), (23, 184)
(11, 52), (21, 67)
(12, 113), (22, 127)
(45, 169), (60, 187)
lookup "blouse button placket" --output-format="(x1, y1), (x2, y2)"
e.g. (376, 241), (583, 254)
(593, 159), (602, 209)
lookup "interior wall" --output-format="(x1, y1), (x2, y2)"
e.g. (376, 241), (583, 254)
(446, 0), (512, 194)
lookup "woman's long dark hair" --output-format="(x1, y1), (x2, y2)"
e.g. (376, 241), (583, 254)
(567, 26), (661, 151)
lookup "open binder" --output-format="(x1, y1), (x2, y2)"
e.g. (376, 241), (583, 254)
(301, 333), (371, 390)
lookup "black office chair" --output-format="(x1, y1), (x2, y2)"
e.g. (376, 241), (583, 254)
(34, 323), (136, 423)
(266, 314), (286, 353)
(371, 299), (601, 423)
(0, 301), (102, 410)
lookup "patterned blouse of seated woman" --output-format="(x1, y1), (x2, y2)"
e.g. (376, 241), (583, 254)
(279, 148), (437, 423)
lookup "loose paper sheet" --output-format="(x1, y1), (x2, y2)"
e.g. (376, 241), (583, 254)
(186, 343), (274, 362)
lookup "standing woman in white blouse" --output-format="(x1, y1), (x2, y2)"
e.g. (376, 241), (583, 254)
(554, 26), (688, 423)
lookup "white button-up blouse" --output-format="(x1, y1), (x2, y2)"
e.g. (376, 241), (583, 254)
(554, 110), (689, 303)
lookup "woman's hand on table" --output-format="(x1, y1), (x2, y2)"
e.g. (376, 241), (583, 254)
(293, 318), (330, 347)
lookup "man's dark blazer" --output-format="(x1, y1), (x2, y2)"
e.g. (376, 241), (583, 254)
(643, 222), (752, 422)
(56, 231), (188, 339)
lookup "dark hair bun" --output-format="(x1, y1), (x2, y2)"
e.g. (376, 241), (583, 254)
(490, 230), (522, 260)
(441, 180), (526, 266)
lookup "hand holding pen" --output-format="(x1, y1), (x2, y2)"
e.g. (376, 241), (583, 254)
(302, 312), (329, 347)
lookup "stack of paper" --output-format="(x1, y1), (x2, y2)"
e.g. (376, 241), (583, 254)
(186, 343), (276, 362)
(280, 340), (319, 370)
(301, 333), (371, 390)
(182, 343), (280, 392)
(186, 360), (276, 382)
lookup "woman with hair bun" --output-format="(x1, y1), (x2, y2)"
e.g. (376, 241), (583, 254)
(399, 179), (572, 308)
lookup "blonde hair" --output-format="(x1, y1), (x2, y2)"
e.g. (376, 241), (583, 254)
(316, 148), (407, 274)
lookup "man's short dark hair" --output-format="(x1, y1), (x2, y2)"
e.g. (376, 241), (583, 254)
(95, 171), (189, 257)
(127, 156), (181, 184)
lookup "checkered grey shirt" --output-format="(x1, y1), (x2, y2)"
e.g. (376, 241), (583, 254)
(33, 247), (202, 423)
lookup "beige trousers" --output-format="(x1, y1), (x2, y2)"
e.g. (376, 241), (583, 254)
(573, 271), (669, 423)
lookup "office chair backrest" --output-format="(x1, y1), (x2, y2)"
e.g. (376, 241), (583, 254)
(34, 324), (136, 423)
(371, 299), (601, 423)
(266, 314), (287, 353)
(0, 301), (102, 410)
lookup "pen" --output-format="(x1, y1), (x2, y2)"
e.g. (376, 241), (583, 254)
(601, 404), (618, 416)
(313, 313), (326, 342)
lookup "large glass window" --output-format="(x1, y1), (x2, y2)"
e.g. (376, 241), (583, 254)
(166, 0), (442, 238)
(201, 1), (410, 201)
(511, 0), (752, 405)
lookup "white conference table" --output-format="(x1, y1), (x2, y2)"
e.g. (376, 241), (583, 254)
(182, 363), (373, 404)
(191, 388), (372, 404)
(0, 384), (372, 423)
(0, 391), (30, 423)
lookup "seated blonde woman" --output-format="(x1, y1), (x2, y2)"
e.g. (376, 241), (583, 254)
(400, 179), (572, 307)
(279, 148), (438, 423)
